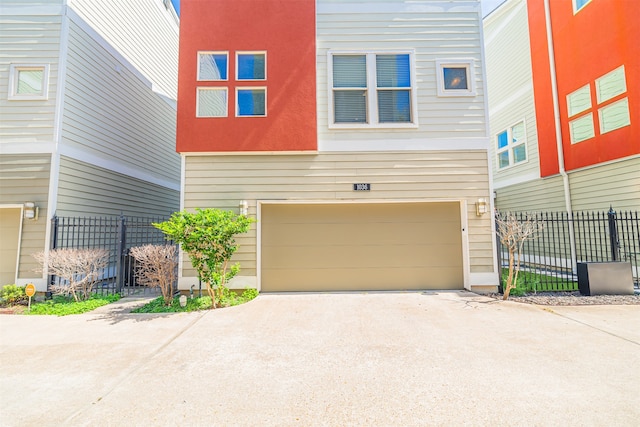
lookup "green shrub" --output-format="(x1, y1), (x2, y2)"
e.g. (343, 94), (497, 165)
(131, 288), (258, 313)
(0, 284), (28, 306)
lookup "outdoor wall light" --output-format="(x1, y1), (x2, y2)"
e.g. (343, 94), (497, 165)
(476, 198), (488, 216)
(239, 200), (248, 216)
(24, 202), (39, 220)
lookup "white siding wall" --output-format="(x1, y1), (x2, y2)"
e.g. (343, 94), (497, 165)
(483, 0), (541, 189)
(61, 17), (180, 186)
(0, 11), (61, 146)
(317, 0), (487, 143)
(68, 0), (179, 99)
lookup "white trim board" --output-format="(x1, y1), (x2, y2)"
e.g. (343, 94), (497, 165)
(319, 137), (490, 152)
(58, 145), (181, 191)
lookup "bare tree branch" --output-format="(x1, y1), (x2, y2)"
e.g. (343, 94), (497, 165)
(33, 248), (109, 301)
(129, 245), (178, 306)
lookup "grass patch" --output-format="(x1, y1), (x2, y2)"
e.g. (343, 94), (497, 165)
(501, 268), (578, 293)
(25, 294), (121, 316)
(132, 288), (259, 313)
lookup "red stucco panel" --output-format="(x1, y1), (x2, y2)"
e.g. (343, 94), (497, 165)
(177, 0), (317, 152)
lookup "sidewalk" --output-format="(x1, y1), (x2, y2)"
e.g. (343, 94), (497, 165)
(1, 291), (639, 426)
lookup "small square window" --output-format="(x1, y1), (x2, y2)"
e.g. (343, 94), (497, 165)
(236, 88), (266, 117)
(197, 87), (227, 117)
(436, 60), (475, 97)
(596, 65), (626, 104)
(198, 52), (228, 81)
(599, 98), (630, 134)
(566, 84), (591, 117)
(568, 113), (595, 144)
(443, 67), (468, 90)
(8, 64), (49, 100)
(237, 52), (266, 80)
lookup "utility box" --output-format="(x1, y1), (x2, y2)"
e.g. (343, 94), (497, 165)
(577, 262), (634, 296)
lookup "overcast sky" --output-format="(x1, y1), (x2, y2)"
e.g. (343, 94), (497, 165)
(169, 0), (505, 18)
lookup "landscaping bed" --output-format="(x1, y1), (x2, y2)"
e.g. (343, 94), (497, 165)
(489, 291), (640, 305)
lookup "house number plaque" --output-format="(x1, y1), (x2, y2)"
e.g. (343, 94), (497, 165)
(353, 183), (371, 191)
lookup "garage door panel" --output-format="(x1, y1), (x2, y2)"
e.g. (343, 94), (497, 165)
(262, 221), (461, 247)
(262, 243), (463, 270)
(261, 202), (463, 291)
(0, 209), (21, 285)
(262, 266), (462, 292)
(261, 202), (459, 224)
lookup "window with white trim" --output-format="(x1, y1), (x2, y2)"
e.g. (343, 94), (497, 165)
(236, 52), (266, 81)
(196, 87), (227, 117)
(328, 51), (417, 128)
(436, 59), (476, 97)
(496, 121), (527, 169)
(198, 52), (228, 81)
(566, 65), (630, 143)
(8, 64), (49, 100)
(236, 87), (266, 117)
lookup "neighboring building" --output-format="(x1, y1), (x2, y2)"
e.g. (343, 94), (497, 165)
(176, 0), (498, 293)
(0, 0), (181, 289)
(484, 0), (640, 213)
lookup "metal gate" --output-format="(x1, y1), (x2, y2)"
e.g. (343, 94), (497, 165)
(49, 215), (177, 297)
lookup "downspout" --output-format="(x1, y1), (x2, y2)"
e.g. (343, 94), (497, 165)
(543, 0), (577, 272)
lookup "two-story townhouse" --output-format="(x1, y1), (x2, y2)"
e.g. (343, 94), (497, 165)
(0, 0), (181, 289)
(177, 0), (498, 293)
(484, 0), (640, 214)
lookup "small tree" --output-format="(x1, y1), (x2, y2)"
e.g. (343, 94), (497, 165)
(33, 248), (109, 301)
(496, 212), (543, 300)
(129, 245), (178, 306)
(153, 208), (254, 308)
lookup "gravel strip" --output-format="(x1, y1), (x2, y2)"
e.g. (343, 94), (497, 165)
(488, 291), (640, 306)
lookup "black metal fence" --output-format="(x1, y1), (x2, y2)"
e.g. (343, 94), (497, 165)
(496, 208), (640, 291)
(49, 215), (176, 297)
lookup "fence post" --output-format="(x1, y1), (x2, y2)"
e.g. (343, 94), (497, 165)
(115, 215), (127, 294)
(608, 206), (619, 261)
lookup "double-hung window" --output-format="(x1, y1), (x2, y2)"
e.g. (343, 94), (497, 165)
(329, 51), (417, 128)
(496, 121), (527, 169)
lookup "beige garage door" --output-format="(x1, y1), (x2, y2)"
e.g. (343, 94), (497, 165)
(261, 202), (463, 292)
(0, 208), (21, 285)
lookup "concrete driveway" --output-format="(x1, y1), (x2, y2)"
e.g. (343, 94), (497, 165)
(1, 291), (639, 426)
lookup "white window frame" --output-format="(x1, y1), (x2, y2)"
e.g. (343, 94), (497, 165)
(197, 51), (228, 81)
(436, 59), (476, 97)
(196, 87), (228, 118)
(8, 64), (49, 100)
(235, 87), (267, 117)
(236, 51), (267, 81)
(327, 50), (419, 129)
(573, 0), (592, 14)
(496, 120), (528, 170)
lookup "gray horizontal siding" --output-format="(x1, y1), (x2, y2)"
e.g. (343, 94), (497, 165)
(61, 20), (180, 184)
(0, 154), (51, 278)
(0, 15), (61, 144)
(56, 156), (179, 217)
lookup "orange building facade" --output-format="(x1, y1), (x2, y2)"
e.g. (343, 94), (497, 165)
(527, 0), (640, 177)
